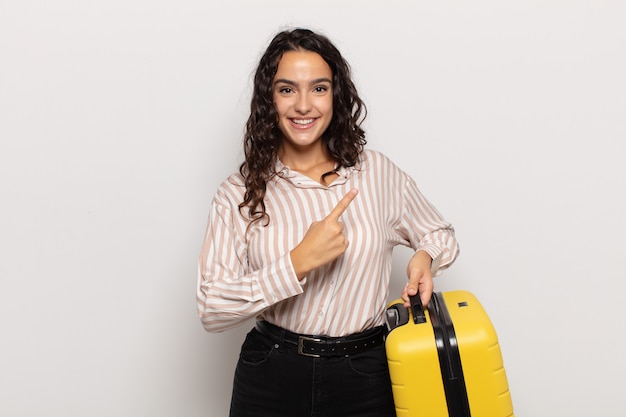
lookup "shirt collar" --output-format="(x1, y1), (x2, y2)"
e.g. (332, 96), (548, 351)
(273, 159), (356, 188)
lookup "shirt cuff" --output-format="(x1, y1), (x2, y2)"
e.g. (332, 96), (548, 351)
(418, 245), (444, 277)
(256, 252), (304, 305)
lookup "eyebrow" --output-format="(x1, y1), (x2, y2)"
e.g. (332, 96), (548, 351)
(273, 77), (333, 87)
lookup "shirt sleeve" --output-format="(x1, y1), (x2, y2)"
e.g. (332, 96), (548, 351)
(396, 174), (460, 276)
(196, 187), (304, 333)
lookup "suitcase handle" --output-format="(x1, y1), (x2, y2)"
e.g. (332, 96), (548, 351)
(409, 293), (427, 324)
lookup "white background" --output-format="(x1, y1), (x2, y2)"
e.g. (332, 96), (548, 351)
(1, 1), (624, 416)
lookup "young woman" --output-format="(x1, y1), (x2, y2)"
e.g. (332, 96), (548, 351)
(197, 28), (459, 417)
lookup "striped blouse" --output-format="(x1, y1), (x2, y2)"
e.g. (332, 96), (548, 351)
(197, 149), (459, 336)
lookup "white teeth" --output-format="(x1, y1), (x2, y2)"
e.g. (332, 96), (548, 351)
(292, 118), (314, 125)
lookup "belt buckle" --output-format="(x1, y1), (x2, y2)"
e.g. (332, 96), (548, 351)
(298, 335), (323, 358)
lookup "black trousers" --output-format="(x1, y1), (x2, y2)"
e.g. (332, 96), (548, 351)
(229, 325), (396, 417)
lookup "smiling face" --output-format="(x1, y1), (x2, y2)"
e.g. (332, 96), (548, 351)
(273, 50), (333, 155)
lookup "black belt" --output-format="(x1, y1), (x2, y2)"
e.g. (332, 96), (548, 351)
(255, 320), (387, 358)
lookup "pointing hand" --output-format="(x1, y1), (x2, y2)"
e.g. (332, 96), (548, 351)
(290, 189), (358, 279)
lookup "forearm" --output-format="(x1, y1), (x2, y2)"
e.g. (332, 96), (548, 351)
(197, 252), (303, 332)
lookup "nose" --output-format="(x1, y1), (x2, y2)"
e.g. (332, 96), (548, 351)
(294, 91), (312, 114)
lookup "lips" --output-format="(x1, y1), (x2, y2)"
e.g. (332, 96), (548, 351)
(291, 118), (316, 126)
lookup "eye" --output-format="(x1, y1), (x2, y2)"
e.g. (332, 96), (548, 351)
(278, 86), (293, 94)
(314, 85), (329, 93)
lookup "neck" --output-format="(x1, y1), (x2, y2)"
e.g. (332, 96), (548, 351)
(279, 142), (332, 172)
(278, 144), (338, 185)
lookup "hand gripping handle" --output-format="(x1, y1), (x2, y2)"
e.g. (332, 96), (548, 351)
(409, 293), (427, 324)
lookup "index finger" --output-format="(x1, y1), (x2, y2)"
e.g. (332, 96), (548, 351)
(326, 189), (358, 221)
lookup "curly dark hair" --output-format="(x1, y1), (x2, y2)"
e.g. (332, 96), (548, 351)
(238, 28), (367, 225)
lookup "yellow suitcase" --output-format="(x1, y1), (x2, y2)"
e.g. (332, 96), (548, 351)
(385, 290), (514, 417)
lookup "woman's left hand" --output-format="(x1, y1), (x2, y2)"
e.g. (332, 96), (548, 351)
(402, 250), (433, 308)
